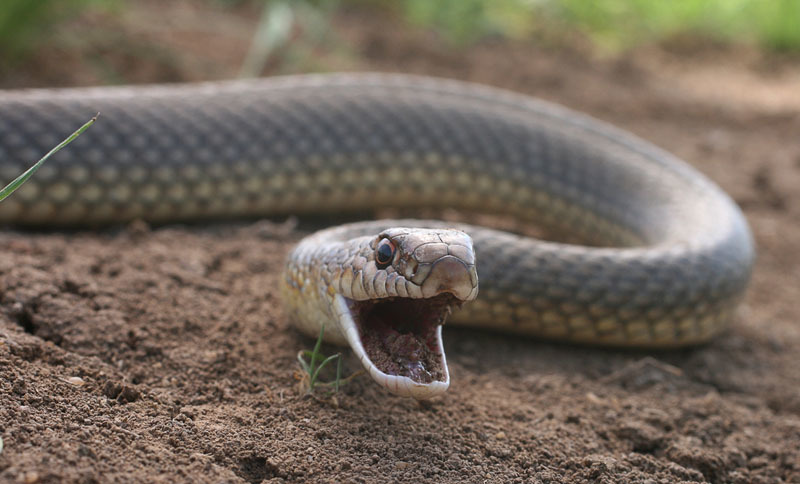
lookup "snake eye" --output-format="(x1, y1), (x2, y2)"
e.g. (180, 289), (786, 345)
(375, 239), (396, 269)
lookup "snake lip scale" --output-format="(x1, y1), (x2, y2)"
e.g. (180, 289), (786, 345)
(0, 73), (754, 399)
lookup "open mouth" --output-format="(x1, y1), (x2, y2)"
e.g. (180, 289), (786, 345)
(345, 294), (459, 388)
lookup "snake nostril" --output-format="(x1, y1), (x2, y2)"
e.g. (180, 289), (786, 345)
(403, 258), (419, 280)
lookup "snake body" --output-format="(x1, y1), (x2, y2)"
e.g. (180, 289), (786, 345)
(0, 74), (754, 397)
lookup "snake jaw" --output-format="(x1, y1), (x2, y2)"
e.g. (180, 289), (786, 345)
(334, 293), (463, 399)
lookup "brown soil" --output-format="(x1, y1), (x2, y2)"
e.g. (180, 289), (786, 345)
(1, 3), (799, 483)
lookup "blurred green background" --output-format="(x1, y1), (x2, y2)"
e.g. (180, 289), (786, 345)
(1, 0), (798, 80)
(0, 0), (114, 60)
(388, 0), (800, 50)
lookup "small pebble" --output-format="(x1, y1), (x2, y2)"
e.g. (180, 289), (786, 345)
(585, 392), (603, 405)
(495, 431), (506, 440)
(66, 377), (85, 386)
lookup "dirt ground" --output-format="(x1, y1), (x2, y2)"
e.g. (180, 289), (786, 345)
(1, 2), (799, 483)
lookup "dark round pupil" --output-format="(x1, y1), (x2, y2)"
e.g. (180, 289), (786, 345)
(376, 242), (394, 264)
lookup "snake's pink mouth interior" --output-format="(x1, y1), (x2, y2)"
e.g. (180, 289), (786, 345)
(348, 294), (458, 384)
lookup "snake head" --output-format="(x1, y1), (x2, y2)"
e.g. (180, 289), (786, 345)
(336, 227), (478, 399)
(375, 228), (479, 301)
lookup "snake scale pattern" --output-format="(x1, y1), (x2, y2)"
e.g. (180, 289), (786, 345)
(0, 74), (754, 398)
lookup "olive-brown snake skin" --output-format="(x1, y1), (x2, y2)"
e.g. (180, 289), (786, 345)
(0, 74), (754, 398)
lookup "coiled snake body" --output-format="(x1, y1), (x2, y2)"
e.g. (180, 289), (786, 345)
(0, 74), (754, 398)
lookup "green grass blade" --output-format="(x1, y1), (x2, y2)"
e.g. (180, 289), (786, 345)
(297, 351), (312, 373)
(0, 114), (98, 202)
(308, 323), (326, 372)
(334, 352), (342, 392)
(310, 353), (340, 387)
(239, 0), (294, 78)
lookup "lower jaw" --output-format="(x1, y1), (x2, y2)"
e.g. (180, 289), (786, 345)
(361, 325), (450, 400)
(339, 294), (457, 398)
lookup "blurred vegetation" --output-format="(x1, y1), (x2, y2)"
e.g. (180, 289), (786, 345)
(236, 0), (800, 77)
(546, 0), (800, 51)
(239, 0), (340, 77)
(240, 0), (800, 53)
(390, 0), (800, 51)
(0, 0), (117, 63)
(0, 0), (798, 72)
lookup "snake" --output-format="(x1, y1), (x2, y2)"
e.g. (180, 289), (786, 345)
(0, 74), (754, 399)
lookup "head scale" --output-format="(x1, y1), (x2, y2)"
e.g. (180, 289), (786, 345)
(363, 227), (478, 302)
